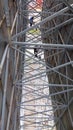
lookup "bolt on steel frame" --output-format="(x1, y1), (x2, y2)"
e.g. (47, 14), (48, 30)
(0, 0), (73, 130)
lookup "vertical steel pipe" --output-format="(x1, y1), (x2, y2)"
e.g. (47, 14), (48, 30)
(1, 49), (9, 130)
(6, 86), (14, 130)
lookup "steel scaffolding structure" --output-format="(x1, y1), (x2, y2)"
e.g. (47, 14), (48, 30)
(0, 0), (73, 130)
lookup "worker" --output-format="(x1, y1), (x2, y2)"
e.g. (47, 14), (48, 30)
(29, 16), (34, 27)
(34, 45), (38, 58)
(34, 45), (41, 59)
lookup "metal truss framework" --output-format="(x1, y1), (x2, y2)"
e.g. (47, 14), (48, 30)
(0, 0), (73, 130)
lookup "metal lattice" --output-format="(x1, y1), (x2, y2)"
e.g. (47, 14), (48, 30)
(0, 0), (73, 130)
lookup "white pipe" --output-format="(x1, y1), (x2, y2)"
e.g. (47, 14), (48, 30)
(10, 11), (18, 35)
(0, 45), (9, 75)
(12, 41), (73, 49)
